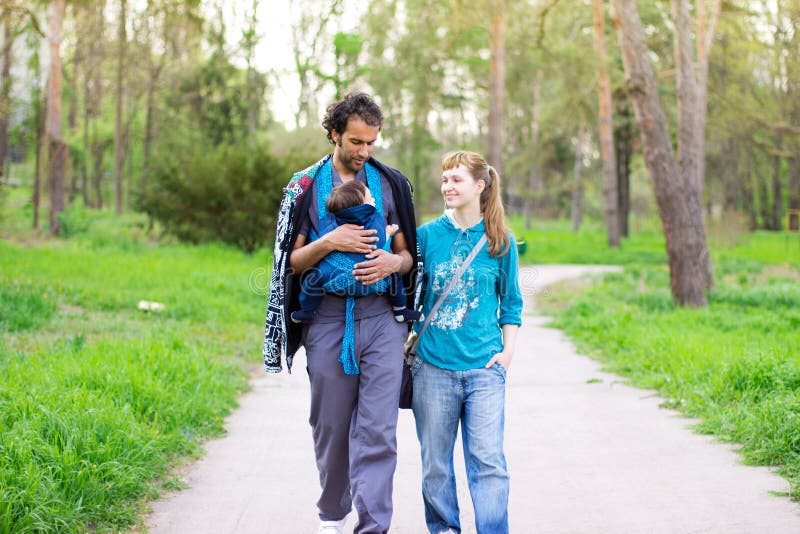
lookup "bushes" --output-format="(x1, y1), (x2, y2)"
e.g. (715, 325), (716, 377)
(56, 202), (96, 238)
(138, 140), (287, 253)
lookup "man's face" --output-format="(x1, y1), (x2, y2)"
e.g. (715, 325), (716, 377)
(332, 117), (380, 175)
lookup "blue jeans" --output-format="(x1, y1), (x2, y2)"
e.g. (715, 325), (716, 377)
(411, 357), (509, 534)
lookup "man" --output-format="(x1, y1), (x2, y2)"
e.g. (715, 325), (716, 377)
(262, 92), (418, 534)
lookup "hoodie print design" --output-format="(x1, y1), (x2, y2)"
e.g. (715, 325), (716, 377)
(431, 251), (481, 330)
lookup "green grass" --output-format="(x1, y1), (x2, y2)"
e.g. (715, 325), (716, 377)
(508, 215), (800, 267)
(3, 191), (799, 530)
(537, 230), (800, 499)
(0, 220), (269, 532)
(508, 216), (667, 265)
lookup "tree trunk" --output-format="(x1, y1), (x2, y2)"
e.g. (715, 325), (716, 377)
(672, 0), (699, 195)
(83, 0), (98, 207)
(744, 170), (757, 230)
(571, 126), (586, 233)
(0, 13), (12, 185)
(73, 2), (89, 207)
(771, 136), (784, 230)
(31, 41), (44, 230)
(47, 0), (67, 236)
(92, 139), (109, 209)
(82, 70), (90, 206)
(758, 165), (772, 229)
(123, 76), (135, 211)
(592, 0), (620, 247)
(788, 2), (800, 210)
(114, 0), (127, 214)
(612, 0), (711, 306)
(67, 49), (79, 205)
(695, 0), (722, 197)
(141, 0), (154, 192)
(789, 156), (800, 210)
(614, 88), (632, 237)
(245, 0), (260, 146)
(143, 68), (157, 192)
(33, 127), (42, 229)
(722, 139), (739, 211)
(673, 0), (714, 288)
(487, 0), (505, 179)
(524, 78), (541, 230)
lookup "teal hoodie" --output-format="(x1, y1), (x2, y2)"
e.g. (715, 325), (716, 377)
(415, 210), (523, 370)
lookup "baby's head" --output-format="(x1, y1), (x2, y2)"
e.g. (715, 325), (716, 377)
(326, 181), (375, 213)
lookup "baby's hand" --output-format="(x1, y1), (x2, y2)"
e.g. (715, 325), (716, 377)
(386, 224), (399, 237)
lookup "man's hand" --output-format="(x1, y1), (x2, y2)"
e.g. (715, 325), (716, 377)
(353, 249), (403, 285)
(325, 224), (379, 254)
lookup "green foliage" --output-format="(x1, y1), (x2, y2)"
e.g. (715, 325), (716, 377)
(138, 140), (287, 253)
(266, 125), (332, 173)
(56, 202), (96, 238)
(539, 232), (800, 499)
(0, 235), (264, 531)
(171, 54), (253, 146)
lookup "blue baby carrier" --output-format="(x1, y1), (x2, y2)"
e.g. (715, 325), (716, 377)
(309, 159), (391, 375)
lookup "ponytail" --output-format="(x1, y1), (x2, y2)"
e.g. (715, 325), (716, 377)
(482, 166), (510, 257)
(441, 151), (510, 257)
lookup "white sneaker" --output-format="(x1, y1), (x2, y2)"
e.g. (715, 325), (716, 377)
(316, 518), (346, 533)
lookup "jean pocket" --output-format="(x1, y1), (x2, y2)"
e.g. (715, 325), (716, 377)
(411, 355), (424, 377)
(492, 362), (507, 382)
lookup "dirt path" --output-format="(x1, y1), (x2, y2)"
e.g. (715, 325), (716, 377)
(145, 265), (800, 533)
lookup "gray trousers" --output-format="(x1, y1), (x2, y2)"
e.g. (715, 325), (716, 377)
(304, 307), (406, 534)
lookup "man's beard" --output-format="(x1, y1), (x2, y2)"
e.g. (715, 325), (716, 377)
(337, 141), (365, 173)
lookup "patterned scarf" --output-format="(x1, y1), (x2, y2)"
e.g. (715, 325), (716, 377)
(262, 156), (327, 374)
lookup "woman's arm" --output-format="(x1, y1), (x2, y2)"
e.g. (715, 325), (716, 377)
(484, 324), (519, 371)
(487, 231), (524, 371)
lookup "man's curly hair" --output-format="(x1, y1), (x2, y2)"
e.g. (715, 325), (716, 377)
(322, 92), (383, 145)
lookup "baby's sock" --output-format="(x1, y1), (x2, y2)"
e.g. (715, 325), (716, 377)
(393, 306), (423, 323)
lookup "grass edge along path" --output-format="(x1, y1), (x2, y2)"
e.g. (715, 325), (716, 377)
(1, 238), (264, 533)
(536, 232), (800, 501)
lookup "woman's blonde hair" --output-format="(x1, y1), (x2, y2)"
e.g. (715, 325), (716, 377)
(441, 150), (510, 257)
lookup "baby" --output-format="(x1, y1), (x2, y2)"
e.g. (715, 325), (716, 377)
(291, 180), (422, 324)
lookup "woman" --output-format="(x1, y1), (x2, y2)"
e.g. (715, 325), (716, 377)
(411, 150), (523, 534)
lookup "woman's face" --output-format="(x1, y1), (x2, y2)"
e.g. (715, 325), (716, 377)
(441, 164), (484, 211)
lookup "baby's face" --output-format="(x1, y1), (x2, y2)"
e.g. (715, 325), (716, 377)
(363, 188), (376, 207)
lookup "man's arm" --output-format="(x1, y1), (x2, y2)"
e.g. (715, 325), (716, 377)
(289, 225), (379, 274)
(352, 230), (412, 284)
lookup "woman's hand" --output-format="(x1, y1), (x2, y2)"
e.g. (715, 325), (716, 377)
(486, 325), (518, 371)
(485, 350), (513, 371)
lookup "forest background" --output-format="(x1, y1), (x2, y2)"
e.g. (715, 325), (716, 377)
(2, 0), (798, 254)
(1, 0), (800, 532)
